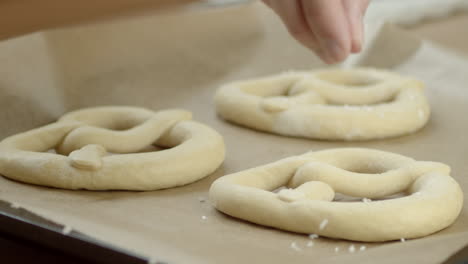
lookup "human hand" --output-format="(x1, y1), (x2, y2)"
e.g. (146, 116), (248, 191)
(262, 0), (370, 64)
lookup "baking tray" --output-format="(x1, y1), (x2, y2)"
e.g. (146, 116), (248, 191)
(0, 200), (148, 263)
(0, 3), (468, 264)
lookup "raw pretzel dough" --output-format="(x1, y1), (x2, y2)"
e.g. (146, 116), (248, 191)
(0, 106), (225, 190)
(209, 148), (463, 242)
(215, 68), (430, 140)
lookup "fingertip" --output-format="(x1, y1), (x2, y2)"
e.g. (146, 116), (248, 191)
(348, 0), (368, 54)
(267, 0), (322, 58)
(351, 14), (364, 53)
(300, 0), (351, 63)
(351, 39), (362, 53)
(325, 39), (349, 63)
(316, 50), (334, 64)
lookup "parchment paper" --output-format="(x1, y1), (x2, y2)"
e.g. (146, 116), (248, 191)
(0, 2), (467, 264)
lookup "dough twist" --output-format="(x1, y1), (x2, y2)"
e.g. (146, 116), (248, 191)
(215, 68), (430, 140)
(0, 106), (225, 190)
(209, 148), (463, 242)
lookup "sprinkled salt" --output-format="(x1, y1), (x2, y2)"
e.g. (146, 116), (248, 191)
(201, 215), (207, 220)
(307, 241), (314, 247)
(334, 247), (340, 253)
(362, 198), (372, 203)
(10, 203), (20, 209)
(360, 246), (366, 251)
(400, 238), (406, 242)
(349, 245), (356, 253)
(308, 234), (319, 239)
(414, 192), (422, 196)
(62, 225), (72, 235)
(290, 241), (301, 251)
(319, 219), (329, 230)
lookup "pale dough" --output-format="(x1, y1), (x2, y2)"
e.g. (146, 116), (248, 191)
(209, 148), (463, 242)
(0, 106), (225, 190)
(215, 68), (430, 140)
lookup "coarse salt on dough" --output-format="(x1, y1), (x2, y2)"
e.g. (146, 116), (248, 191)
(209, 148), (463, 242)
(290, 242), (301, 251)
(215, 68), (430, 140)
(62, 226), (73, 235)
(308, 234), (319, 239)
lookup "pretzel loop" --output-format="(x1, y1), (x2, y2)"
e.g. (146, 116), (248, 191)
(57, 107), (192, 154)
(209, 148), (463, 242)
(0, 106), (225, 190)
(215, 68), (430, 140)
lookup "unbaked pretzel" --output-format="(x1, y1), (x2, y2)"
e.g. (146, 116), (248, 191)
(215, 68), (430, 140)
(0, 106), (225, 190)
(209, 148), (463, 242)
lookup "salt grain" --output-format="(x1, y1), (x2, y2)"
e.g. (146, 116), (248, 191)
(349, 245), (356, 253)
(290, 242), (301, 251)
(62, 225), (72, 235)
(362, 198), (372, 203)
(319, 219), (329, 230)
(201, 215), (207, 220)
(400, 238), (406, 242)
(10, 203), (20, 209)
(335, 247), (340, 253)
(308, 234), (319, 239)
(307, 241), (314, 247)
(360, 246), (366, 251)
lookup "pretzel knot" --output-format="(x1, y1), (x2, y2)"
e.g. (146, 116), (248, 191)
(209, 148), (463, 242)
(215, 68), (429, 140)
(0, 106), (225, 190)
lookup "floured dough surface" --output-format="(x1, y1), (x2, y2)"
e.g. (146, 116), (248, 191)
(215, 68), (430, 140)
(209, 148), (463, 242)
(0, 106), (225, 190)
